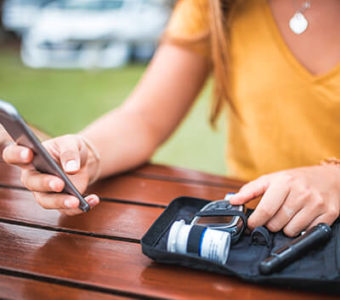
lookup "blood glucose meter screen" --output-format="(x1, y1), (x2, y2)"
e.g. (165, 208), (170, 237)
(196, 216), (234, 225)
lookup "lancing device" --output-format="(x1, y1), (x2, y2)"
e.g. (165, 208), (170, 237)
(259, 223), (332, 275)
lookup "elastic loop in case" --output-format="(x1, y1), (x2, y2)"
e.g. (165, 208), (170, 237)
(250, 226), (272, 248)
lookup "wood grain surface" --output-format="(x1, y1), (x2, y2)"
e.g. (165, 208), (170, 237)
(0, 274), (125, 300)
(0, 161), (241, 205)
(88, 175), (237, 206)
(0, 187), (162, 241)
(0, 222), (336, 300)
(0, 161), (337, 299)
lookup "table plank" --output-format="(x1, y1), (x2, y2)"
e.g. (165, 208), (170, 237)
(0, 222), (336, 300)
(133, 163), (244, 188)
(88, 175), (238, 206)
(0, 161), (241, 207)
(0, 274), (126, 300)
(0, 161), (244, 190)
(0, 187), (163, 241)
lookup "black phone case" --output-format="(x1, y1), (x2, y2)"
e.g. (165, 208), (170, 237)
(141, 197), (340, 293)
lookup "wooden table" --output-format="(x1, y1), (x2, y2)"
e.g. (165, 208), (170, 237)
(0, 160), (338, 299)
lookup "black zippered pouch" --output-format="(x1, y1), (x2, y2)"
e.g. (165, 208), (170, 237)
(141, 196), (340, 293)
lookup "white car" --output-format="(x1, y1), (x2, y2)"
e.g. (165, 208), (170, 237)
(2, 0), (52, 35)
(21, 0), (171, 69)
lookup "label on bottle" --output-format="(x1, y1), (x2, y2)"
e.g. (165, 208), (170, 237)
(200, 228), (230, 264)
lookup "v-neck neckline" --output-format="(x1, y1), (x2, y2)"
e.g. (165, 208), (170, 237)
(263, 0), (340, 83)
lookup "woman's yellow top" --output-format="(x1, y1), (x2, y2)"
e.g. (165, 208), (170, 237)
(164, 0), (340, 181)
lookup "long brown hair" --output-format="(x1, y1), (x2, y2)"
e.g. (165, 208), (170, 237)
(208, 0), (240, 126)
(164, 0), (241, 125)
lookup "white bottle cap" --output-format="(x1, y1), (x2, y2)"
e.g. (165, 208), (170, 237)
(167, 220), (188, 253)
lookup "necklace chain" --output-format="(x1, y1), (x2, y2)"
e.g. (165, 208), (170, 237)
(293, 0), (311, 14)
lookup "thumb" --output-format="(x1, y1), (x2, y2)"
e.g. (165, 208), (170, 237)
(52, 136), (87, 174)
(229, 177), (269, 205)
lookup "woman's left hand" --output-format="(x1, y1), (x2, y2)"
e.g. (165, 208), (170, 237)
(229, 165), (340, 237)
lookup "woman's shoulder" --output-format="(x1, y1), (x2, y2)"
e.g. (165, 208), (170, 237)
(166, 0), (210, 38)
(162, 0), (210, 57)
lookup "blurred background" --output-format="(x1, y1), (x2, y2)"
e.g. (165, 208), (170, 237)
(0, 0), (226, 175)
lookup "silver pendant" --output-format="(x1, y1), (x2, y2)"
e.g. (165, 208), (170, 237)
(289, 12), (309, 35)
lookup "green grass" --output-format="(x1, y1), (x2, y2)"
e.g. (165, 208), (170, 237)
(0, 48), (226, 175)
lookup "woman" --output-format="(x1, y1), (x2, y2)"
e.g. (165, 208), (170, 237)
(3, 0), (340, 237)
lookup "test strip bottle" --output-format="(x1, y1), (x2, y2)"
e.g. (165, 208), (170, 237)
(167, 220), (231, 264)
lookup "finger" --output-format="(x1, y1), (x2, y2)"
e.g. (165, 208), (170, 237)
(247, 180), (290, 229)
(65, 194), (101, 216)
(265, 192), (303, 232)
(230, 177), (270, 205)
(0, 139), (13, 156)
(85, 194), (100, 208)
(58, 208), (83, 216)
(21, 169), (65, 192)
(3, 144), (34, 166)
(34, 192), (99, 211)
(284, 200), (338, 237)
(53, 136), (87, 174)
(282, 208), (320, 237)
(305, 213), (338, 232)
(59, 194), (100, 216)
(34, 192), (79, 210)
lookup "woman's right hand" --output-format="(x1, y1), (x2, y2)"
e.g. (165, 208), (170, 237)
(2, 134), (100, 216)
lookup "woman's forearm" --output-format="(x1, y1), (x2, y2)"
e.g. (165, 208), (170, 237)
(80, 43), (210, 180)
(80, 104), (161, 179)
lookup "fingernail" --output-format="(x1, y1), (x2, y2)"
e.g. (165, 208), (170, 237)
(89, 199), (98, 206)
(64, 198), (78, 208)
(20, 148), (30, 161)
(224, 193), (235, 201)
(65, 160), (78, 172)
(49, 180), (59, 191)
(87, 195), (99, 206)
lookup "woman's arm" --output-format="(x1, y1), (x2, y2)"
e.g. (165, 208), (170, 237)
(2, 43), (210, 215)
(80, 43), (210, 179)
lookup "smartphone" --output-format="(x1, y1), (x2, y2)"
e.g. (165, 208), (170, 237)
(0, 99), (90, 212)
